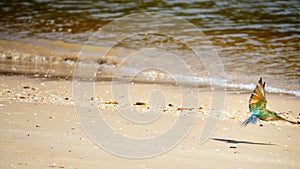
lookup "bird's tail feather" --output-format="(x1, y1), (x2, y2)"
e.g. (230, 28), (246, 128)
(275, 113), (299, 124)
(279, 116), (299, 124)
(241, 115), (258, 127)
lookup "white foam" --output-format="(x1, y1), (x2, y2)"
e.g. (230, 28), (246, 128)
(79, 63), (300, 97)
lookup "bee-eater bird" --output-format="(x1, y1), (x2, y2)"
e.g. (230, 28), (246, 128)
(242, 78), (298, 126)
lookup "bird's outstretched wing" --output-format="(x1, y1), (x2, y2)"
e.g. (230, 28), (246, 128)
(249, 78), (266, 112)
(241, 115), (259, 126)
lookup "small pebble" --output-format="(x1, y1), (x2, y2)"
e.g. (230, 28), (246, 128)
(135, 101), (147, 106)
(10, 164), (16, 168)
(103, 101), (118, 104)
(177, 107), (184, 111)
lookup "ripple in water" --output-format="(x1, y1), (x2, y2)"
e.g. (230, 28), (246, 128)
(0, 0), (299, 94)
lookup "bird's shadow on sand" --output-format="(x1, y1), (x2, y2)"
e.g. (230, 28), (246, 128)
(212, 138), (275, 145)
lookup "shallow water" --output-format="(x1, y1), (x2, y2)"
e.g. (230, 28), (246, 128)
(0, 0), (299, 95)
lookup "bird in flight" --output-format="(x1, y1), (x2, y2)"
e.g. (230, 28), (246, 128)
(242, 78), (298, 126)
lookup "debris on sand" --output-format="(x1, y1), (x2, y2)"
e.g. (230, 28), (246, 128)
(134, 101), (147, 106)
(103, 101), (118, 104)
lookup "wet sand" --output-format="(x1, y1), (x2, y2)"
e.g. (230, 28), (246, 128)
(0, 75), (299, 169)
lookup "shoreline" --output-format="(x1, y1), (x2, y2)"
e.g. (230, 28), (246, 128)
(0, 75), (299, 120)
(1, 38), (300, 95)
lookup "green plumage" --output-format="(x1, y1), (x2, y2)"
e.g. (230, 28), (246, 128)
(242, 78), (297, 126)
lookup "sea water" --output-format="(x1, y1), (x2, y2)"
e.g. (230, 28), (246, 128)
(0, 0), (299, 96)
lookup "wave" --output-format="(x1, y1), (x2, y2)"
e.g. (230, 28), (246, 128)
(100, 65), (300, 97)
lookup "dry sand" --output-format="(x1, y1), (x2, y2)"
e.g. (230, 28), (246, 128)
(0, 75), (299, 169)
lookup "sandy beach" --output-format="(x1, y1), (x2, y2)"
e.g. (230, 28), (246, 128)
(1, 1), (299, 168)
(0, 75), (299, 169)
